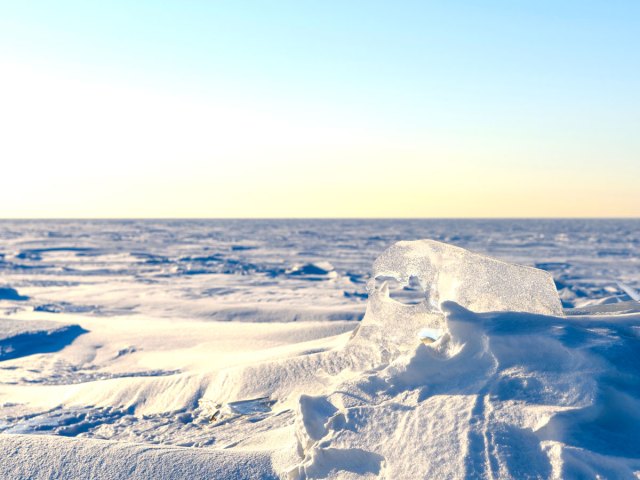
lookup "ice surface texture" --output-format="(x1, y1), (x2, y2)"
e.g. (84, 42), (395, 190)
(0, 219), (638, 317)
(371, 239), (563, 315)
(288, 240), (640, 479)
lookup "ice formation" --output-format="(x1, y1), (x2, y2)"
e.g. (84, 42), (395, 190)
(371, 239), (563, 315)
(285, 240), (640, 479)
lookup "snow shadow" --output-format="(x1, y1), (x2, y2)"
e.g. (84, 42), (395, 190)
(0, 321), (88, 361)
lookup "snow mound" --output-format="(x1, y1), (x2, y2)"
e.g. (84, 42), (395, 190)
(284, 240), (640, 479)
(287, 262), (338, 279)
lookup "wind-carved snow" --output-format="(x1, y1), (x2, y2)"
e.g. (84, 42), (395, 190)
(285, 240), (640, 479)
(0, 227), (639, 479)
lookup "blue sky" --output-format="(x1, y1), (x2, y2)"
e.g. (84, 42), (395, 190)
(1, 1), (638, 217)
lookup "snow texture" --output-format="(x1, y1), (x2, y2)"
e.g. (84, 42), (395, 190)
(0, 220), (638, 479)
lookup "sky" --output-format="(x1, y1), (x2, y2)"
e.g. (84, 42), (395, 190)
(0, 1), (638, 218)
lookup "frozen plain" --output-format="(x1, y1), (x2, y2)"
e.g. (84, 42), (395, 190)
(0, 219), (638, 479)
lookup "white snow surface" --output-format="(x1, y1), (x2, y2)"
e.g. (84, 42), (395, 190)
(0, 219), (639, 479)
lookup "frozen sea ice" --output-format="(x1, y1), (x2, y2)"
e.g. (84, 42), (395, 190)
(370, 239), (563, 316)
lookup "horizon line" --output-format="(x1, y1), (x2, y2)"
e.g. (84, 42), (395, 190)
(0, 217), (638, 221)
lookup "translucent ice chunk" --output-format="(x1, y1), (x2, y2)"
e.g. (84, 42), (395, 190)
(199, 396), (274, 422)
(369, 240), (563, 315)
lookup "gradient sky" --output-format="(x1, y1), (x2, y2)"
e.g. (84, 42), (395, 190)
(1, 1), (638, 218)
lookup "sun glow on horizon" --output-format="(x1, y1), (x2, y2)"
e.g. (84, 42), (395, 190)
(1, 1), (638, 218)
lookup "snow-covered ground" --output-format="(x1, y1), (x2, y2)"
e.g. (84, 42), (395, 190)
(0, 219), (638, 479)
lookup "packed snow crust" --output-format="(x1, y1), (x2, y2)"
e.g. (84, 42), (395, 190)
(0, 221), (639, 479)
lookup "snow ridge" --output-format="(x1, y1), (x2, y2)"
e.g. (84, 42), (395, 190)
(285, 240), (640, 479)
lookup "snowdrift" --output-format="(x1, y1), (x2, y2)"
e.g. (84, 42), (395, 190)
(279, 240), (640, 479)
(195, 240), (639, 478)
(1, 238), (639, 479)
(0, 319), (86, 361)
